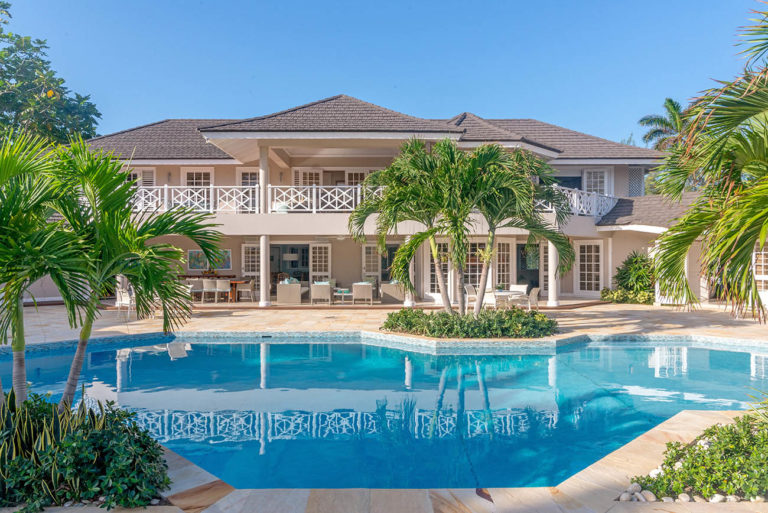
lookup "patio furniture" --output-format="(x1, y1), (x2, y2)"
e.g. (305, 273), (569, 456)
(494, 290), (511, 310)
(236, 279), (257, 302)
(380, 282), (406, 304)
(187, 279), (203, 303)
(115, 287), (135, 318)
(276, 282), (308, 304)
(202, 279), (218, 303)
(333, 287), (353, 303)
(311, 283), (332, 304)
(215, 279), (231, 302)
(166, 342), (189, 360)
(509, 284), (528, 295)
(509, 287), (540, 311)
(352, 282), (373, 305)
(464, 284), (478, 305)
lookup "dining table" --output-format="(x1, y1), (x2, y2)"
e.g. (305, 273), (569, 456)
(229, 280), (247, 303)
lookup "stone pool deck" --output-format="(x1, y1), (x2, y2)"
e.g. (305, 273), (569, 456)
(159, 410), (765, 513)
(15, 302), (768, 347)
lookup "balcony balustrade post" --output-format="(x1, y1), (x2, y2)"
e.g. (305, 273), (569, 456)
(209, 184), (214, 213)
(163, 184), (168, 211)
(312, 185), (317, 214)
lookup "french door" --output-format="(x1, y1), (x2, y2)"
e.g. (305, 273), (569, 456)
(309, 243), (332, 283)
(575, 240), (603, 297)
(362, 244), (381, 284)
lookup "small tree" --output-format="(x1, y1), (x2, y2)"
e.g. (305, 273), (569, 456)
(614, 251), (655, 293)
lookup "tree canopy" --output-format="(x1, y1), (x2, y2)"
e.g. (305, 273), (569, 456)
(0, 2), (100, 142)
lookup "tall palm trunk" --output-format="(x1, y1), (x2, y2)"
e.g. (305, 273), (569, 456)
(12, 297), (27, 406)
(473, 231), (496, 316)
(456, 267), (467, 315)
(58, 307), (95, 413)
(428, 236), (453, 313)
(428, 365), (449, 438)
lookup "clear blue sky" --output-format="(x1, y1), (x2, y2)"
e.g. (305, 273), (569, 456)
(9, 0), (759, 143)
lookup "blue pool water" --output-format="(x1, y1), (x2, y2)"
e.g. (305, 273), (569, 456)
(1, 337), (766, 488)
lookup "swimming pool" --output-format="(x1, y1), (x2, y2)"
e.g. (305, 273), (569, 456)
(2, 334), (766, 489)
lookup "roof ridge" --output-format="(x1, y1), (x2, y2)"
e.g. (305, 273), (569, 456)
(487, 118), (657, 152)
(201, 94), (462, 132)
(461, 112), (525, 138)
(87, 119), (172, 142)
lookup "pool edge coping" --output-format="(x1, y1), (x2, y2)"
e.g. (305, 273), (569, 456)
(158, 409), (768, 513)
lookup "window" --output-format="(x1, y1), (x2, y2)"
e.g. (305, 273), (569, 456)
(429, 242), (449, 293)
(241, 244), (260, 278)
(238, 168), (259, 186)
(185, 169), (212, 186)
(188, 249), (231, 271)
(362, 244), (381, 282)
(294, 169), (321, 186)
(495, 242), (512, 288)
(583, 169), (607, 195)
(310, 244), (331, 282)
(754, 245), (768, 291)
(465, 242), (486, 287)
(345, 170), (368, 186)
(126, 168), (155, 187)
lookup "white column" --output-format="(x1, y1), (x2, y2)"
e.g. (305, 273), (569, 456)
(259, 146), (270, 214)
(403, 236), (415, 308)
(547, 240), (560, 307)
(259, 234), (271, 307)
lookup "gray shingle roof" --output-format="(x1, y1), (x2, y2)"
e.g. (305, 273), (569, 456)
(443, 112), (561, 153)
(86, 95), (664, 161)
(597, 193), (699, 228)
(486, 119), (662, 159)
(87, 119), (236, 160)
(202, 95), (463, 134)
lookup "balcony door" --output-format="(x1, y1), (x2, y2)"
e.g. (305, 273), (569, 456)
(181, 167), (213, 211)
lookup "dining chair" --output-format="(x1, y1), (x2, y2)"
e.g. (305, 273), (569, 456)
(215, 279), (230, 303)
(237, 279), (257, 302)
(115, 287), (135, 319)
(202, 279), (217, 303)
(188, 279), (204, 303)
(464, 284), (478, 305)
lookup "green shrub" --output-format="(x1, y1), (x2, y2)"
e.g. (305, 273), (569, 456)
(600, 287), (654, 305)
(381, 307), (558, 338)
(614, 250), (655, 292)
(632, 414), (768, 500)
(0, 392), (170, 513)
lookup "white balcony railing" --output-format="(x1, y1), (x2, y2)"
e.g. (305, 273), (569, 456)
(130, 184), (617, 218)
(131, 186), (260, 213)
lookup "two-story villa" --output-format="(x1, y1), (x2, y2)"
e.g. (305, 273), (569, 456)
(65, 94), (711, 307)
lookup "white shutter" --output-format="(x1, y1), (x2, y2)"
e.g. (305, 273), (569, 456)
(309, 243), (332, 282)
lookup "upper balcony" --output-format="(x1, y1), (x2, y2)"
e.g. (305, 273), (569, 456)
(131, 184), (618, 218)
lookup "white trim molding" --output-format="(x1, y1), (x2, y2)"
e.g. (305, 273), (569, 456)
(124, 159), (241, 165)
(202, 131), (462, 141)
(551, 158), (661, 166)
(597, 225), (667, 234)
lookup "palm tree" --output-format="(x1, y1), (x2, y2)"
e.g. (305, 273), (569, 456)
(349, 139), (453, 312)
(639, 98), (688, 150)
(54, 139), (222, 412)
(471, 146), (574, 314)
(0, 132), (90, 406)
(653, 8), (768, 320)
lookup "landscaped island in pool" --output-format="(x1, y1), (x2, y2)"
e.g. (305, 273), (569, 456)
(2, 334), (765, 489)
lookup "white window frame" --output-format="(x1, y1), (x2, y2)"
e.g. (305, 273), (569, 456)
(309, 243), (332, 282)
(127, 167), (156, 187)
(362, 244), (381, 283)
(573, 240), (603, 297)
(754, 245), (768, 298)
(540, 241), (549, 294)
(237, 167), (260, 186)
(241, 243), (260, 279)
(293, 168), (322, 186)
(494, 240), (513, 289)
(345, 169), (370, 186)
(182, 167), (214, 186)
(582, 167), (613, 196)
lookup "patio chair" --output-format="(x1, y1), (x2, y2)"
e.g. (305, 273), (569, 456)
(380, 281), (406, 304)
(115, 287), (135, 319)
(236, 279), (257, 302)
(509, 286), (540, 311)
(276, 282), (307, 304)
(464, 284), (478, 305)
(188, 279), (203, 303)
(202, 279), (218, 303)
(494, 290), (511, 310)
(352, 282), (373, 305)
(509, 284), (528, 294)
(311, 283), (332, 305)
(215, 279), (230, 303)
